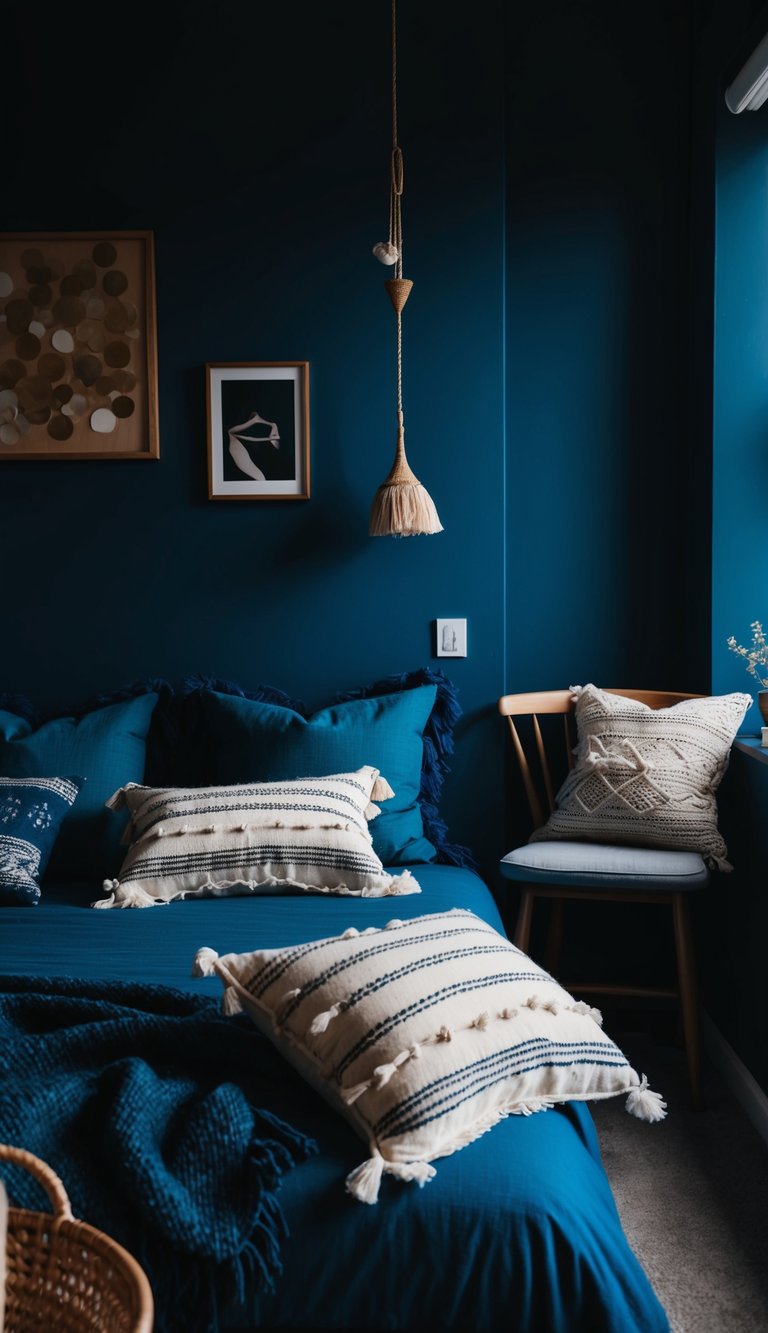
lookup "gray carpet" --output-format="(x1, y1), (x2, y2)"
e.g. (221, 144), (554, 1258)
(591, 1033), (768, 1333)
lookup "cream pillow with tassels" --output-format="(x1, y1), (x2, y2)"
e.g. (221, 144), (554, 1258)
(92, 767), (420, 907)
(194, 907), (665, 1205)
(529, 684), (752, 870)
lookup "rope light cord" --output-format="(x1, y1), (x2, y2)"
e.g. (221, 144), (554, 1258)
(390, 0), (403, 280)
(368, 0), (443, 536)
(392, 0), (404, 426)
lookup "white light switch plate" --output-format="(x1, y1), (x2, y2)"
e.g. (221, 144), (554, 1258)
(436, 619), (467, 657)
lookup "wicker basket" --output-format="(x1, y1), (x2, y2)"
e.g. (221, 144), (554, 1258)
(1, 1144), (153, 1332)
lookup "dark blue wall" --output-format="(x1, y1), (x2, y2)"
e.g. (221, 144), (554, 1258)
(712, 5), (768, 705)
(1, 1), (705, 888)
(706, 0), (768, 1090)
(505, 2), (701, 697)
(1, 0), (507, 871)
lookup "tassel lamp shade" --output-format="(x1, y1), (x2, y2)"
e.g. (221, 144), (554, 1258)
(368, 0), (443, 537)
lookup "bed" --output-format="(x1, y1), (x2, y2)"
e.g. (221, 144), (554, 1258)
(0, 675), (670, 1333)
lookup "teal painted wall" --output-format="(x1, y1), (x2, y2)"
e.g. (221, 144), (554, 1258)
(505, 1), (700, 698)
(1, 1), (704, 892)
(708, 0), (768, 1090)
(0, 0), (507, 872)
(713, 34), (768, 708)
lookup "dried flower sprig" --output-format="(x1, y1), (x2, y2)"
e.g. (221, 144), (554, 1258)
(726, 620), (768, 688)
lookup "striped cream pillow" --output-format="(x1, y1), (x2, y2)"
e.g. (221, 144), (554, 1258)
(194, 907), (665, 1204)
(92, 767), (421, 907)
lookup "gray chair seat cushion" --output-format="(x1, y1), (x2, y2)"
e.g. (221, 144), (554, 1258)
(500, 840), (709, 891)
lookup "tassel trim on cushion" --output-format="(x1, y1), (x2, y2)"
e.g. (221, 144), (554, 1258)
(625, 1074), (667, 1122)
(371, 775), (395, 802)
(90, 868), (422, 908)
(191, 948), (246, 1017)
(337, 995), (604, 1104)
(91, 882), (161, 909)
(345, 1149), (436, 1205)
(344, 1098), (556, 1206)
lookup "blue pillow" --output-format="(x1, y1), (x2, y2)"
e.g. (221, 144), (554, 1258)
(0, 776), (82, 905)
(199, 685), (439, 865)
(331, 668), (476, 870)
(0, 693), (158, 881)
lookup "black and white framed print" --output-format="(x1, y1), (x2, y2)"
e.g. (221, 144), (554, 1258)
(206, 361), (310, 500)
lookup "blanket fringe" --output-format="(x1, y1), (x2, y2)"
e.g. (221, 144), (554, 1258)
(0, 973), (319, 1333)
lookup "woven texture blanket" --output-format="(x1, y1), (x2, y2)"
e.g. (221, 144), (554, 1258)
(0, 975), (317, 1333)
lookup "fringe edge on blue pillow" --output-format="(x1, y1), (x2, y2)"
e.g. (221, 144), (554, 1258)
(177, 674), (305, 714)
(333, 667), (477, 870)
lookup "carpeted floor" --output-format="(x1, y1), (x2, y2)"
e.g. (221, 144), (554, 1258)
(592, 1032), (768, 1333)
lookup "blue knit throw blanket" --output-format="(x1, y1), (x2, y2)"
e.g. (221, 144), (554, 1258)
(0, 975), (317, 1332)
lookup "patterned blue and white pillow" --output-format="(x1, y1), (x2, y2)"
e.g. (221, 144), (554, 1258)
(0, 776), (83, 906)
(93, 767), (422, 908)
(194, 907), (667, 1204)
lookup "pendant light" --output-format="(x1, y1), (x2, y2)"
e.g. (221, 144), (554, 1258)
(368, 0), (443, 537)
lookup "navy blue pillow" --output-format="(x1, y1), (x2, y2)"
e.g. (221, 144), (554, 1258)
(333, 668), (477, 869)
(199, 684), (439, 865)
(198, 667), (476, 869)
(0, 776), (82, 905)
(0, 695), (158, 882)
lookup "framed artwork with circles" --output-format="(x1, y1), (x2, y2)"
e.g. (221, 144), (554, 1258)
(0, 231), (159, 459)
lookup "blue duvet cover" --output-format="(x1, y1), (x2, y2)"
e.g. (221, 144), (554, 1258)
(0, 865), (669, 1332)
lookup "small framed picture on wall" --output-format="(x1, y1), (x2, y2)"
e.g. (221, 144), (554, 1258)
(206, 361), (310, 501)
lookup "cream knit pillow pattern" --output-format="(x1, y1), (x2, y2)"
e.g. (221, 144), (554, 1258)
(92, 766), (421, 907)
(529, 684), (752, 870)
(193, 907), (665, 1205)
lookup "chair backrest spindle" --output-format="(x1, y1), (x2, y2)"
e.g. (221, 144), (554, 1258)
(505, 716), (545, 830)
(532, 714), (555, 816)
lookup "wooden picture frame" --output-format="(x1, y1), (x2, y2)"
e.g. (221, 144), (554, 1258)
(0, 230), (159, 460)
(206, 361), (310, 501)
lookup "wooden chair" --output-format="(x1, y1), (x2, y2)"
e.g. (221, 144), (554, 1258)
(498, 688), (707, 1110)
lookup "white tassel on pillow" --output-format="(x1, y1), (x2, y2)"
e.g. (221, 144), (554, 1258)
(625, 1074), (667, 1123)
(309, 1001), (344, 1036)
(345, 1152), (385, 1205)
(91, 883), (158, 909)
(192, 947), (220, 977)
(371, 775), (395, 802)
(345, 1149), (436, 1204)
(221, 987), (243, 1016)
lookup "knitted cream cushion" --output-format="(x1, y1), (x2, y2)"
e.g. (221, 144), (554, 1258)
(92, 767), (421, 908)
(194, 907), (665, 1205)
(529, 684), (752, 870)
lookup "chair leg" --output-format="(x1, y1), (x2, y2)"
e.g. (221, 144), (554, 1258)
(546, 898), (563, 976)
(514, 889), (535, 953)
(672, 893), (702, 1112)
